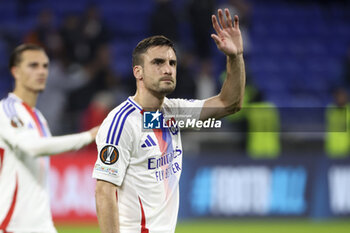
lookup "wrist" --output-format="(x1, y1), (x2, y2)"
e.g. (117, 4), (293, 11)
(228, 53), (243, 60)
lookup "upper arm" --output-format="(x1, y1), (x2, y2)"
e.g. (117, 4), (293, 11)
(168, 98), (205, 121)
(92, 110), (133, 186)
(200, 95), (230, 120)
(96, 179), (117, 196)
(166, 97), (232, 123)
(0, 113), (37, 157)
(95, 179), (119, 233)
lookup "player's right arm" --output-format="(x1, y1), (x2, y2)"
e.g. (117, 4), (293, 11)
(95, 179), (120, 233)
(0, 114), (97, 157)
(92, 103), (134, 233)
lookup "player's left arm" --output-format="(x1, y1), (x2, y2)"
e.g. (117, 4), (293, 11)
(200, 8), (245, 121)
(0, 115), (98, 157)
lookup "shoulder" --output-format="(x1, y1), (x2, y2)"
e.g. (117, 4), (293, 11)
(0, 96), (25, 128)
(102, 99), (141, 128)
(97, 99), (141, 146)
(0, 96), (17, 119)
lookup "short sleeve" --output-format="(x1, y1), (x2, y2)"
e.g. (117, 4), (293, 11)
(92, 109), (133, 186)
(0, 107), (36, 148)
(164, 98), (205, 128)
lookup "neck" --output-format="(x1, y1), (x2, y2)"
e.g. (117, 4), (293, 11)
(133, 89), (165, 111)
(13, 88), (38, 108)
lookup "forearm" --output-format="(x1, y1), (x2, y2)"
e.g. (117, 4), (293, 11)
(0, 126), (93, 157)
(21, 132), (93, 157)
(219, 54), (245, 111)
(202, 9), (245, 119)
(96, 180), (120, 233)
(199, 55), (245, 120)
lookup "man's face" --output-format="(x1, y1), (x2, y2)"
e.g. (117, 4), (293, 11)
(13, 50), (49, 93)
(142, 46), (177, 95)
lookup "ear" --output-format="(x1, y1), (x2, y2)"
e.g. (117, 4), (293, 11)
(133, 65), (143, 81)
(10, 67), (18, 80)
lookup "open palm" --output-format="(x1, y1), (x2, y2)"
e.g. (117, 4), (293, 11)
(211, 8), (243, 57)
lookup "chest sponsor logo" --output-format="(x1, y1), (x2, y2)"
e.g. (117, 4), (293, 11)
(148, 147), (182, 170)
(148, 147), (183, 181)
(100, 145), (119, 165)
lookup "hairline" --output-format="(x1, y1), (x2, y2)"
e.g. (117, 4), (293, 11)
(132, 35), (176, 68)
(138, 45), (177, 66)
(9, 44), (47, 70)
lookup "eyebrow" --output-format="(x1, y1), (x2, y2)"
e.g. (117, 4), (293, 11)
(151, 58), (177, 65)
(151, 58), (165, 64)
(27, 61), (49, 67)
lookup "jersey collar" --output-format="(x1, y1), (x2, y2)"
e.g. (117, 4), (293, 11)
(8, 93), (22, 103)
(8, 93), (38, 111)
(127, 97), (143, 113)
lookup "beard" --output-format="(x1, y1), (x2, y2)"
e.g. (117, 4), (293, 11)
(146, 76), (176, 96)
(158, 83), (176, 95)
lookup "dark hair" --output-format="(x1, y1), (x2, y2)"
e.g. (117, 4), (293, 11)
(132, 35), (176, 67)
(9, 44), (45, 69)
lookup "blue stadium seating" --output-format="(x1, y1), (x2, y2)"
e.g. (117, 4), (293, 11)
(0, 0), (349, 108)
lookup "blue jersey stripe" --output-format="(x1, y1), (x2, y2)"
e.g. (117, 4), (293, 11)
(34, 110), (48, 137)
(147, 135), (156, 146)
(127, 97), (142, 111)
(3, 97), (17, 118)
(2, 99), (11, 118)
(8, 98), (16, 116)
(115, 107), (135, 145)
(106, 103), (130, 144)
(110, 105), (133, 145)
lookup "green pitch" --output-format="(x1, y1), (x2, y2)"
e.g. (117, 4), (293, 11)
(56, 219), (350, 233)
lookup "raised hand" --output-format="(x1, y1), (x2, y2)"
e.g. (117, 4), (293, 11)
(211, 8), (243, 58)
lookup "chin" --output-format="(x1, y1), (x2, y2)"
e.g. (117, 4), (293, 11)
(160, 86), (175, 95)
(36, 87), (46, 93)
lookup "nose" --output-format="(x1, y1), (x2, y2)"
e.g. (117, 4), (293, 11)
(163, 63), (173, 75)
(38, 66), (48, 77)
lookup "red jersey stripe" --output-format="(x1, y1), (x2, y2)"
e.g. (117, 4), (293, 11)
(138, 197), (149, 233)
(0, 148), (4, 175)
(0, 174), (18, 231)
(153, 129), (167, 154)
(21, 102), (44, 137)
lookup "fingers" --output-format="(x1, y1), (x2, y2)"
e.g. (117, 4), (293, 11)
(218, 9), (227, 29)
(234, 15), (239, 29)
(211, 34), (221, 46)
(212, 9), (239, 37)
(225, 9), (233, 28)
(89, 126), (100, 139)
(213, 9), (237, 30)
(211, 14), (222, 35)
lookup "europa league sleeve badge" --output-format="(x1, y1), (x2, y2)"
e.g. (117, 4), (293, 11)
(10, 116), (24, 128)
(100, 145), (119, 165)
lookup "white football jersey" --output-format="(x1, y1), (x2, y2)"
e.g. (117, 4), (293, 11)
(0, 93), (92, 233)
(93, 97), (204, 233)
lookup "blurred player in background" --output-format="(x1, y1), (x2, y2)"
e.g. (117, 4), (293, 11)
(0, 44), (98, 233)
(93, 8), (245, 233)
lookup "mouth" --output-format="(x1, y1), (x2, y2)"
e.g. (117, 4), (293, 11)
(37, 78), (46, 84)
(160, 77), (174, 83)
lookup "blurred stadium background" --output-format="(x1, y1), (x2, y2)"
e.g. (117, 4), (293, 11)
(1, 0), (350, 232)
